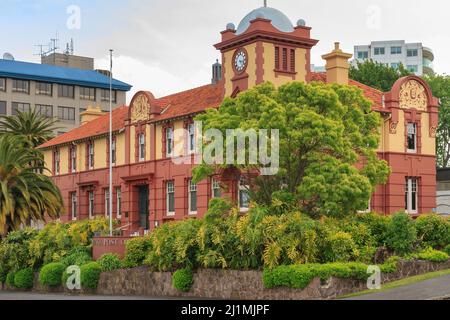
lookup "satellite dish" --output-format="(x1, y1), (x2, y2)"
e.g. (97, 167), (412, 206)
(3, 53), (14, 61)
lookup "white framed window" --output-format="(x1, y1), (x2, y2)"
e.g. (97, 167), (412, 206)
(111, 138), (116, 165)
(138, 133), (145, 162)
(405, 178), (418, 214)
(407, 123), (417, 153)
(70, 147), (77, 173)
(374, 47), (385, 55)
(71, 192), (77, 220)
(167, 181), (175, 215)
(212, 178), (221, 198)
(407, 49), (418, 57)
(88, 142), (94, 169)
(188, 123), (195, 154)
(166, 127), (174, 157)
(54, 149), (60, 175)
(88, 191), (95, 219)
(188, 180), (197, 215)
(238, 178), (250, 212)
(391, 46), (402, 55)
(116, 188), (122, 219)
(105, 188), (110, 217)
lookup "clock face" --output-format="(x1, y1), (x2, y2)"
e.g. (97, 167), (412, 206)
(234, 50), (247, 73)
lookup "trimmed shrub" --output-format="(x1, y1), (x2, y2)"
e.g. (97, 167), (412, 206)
(380, 256), (400, 273)
(385, 212), (417, 254)
(323, 231), (359, 262)
(414, 248), (449, 263)
(444, 244), (450, 256)
(415, 214), (450, 249)
(97, 253), (122, 272)
(0, 265), (7, 284)
(80, 262), (102, 289)
(172, 268), (193, 292)
(122, 237), (152, 268)
(39, 263), (66, 287)
(6, 272), (16, 287)
(14, 268), (34, 289)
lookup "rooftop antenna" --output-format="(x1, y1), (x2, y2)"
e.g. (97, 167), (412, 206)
(34, 32), (60, 58)
(264, 0), (267, 7)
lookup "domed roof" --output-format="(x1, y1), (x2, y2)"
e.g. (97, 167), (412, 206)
(236, 7), (294, 35)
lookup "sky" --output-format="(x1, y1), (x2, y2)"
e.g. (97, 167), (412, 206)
(1, 0), (450, 102)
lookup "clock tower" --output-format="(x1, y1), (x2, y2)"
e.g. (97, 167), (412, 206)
(215, 6), (318, 97)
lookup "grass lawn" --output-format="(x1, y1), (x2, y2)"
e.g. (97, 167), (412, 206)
(337, 268), (450, 299)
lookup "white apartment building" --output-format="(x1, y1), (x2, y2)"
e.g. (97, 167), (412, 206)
(353, 40), (434, 76)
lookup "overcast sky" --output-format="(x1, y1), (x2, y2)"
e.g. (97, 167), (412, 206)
(1, 0), (449, 101)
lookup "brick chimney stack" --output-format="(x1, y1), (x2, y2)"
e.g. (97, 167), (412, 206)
(322, 42), (353, 85)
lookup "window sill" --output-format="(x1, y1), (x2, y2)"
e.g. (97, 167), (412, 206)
(166, 212), (175, 217)
(188, 211), (198, 216)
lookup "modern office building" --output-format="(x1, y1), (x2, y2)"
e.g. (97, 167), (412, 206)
(353, 40), (434, 76)
(39, 6), (439, 235)
(0, 55), (131, 135)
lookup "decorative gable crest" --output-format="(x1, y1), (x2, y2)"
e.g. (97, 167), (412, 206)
(399, 80), (428, 111)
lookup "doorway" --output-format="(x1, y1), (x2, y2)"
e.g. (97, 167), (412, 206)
(138, 185), (149, 230)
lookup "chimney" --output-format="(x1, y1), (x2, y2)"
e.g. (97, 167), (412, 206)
(321, 42), (353, 85)
(80, 106), (105, 125)
(211, 59), (222, 84)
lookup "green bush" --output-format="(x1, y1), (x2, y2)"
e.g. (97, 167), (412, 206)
(80, 262), (102, 289)
(413, 248), (449, 263)
(6, 272), (16, 287)
(60, 246), (92, 267)
(39, 263), (66, 287)
(356, 213), (390, 246)
(323, 231), (359, 262)
(14, 268), (34, 289)
(444, 244), (450, 256)
(385, 212), (417, 254)
(380, 256), (400, 273)
(123, 237), (152, 268)
(415, 214), (450, 249)
(172, 268), (193, 292)
(97, 253), (122, 272)
(0, 265), (7, 284)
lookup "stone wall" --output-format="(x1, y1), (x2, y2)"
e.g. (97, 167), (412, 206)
(1, 259), (449, 299)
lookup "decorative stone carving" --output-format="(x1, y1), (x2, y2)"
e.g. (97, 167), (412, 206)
(389, 121), (398, 134)
(399, 80), (428, 110)
(430, 126), (437, 138)
(131, 94), (150, 123)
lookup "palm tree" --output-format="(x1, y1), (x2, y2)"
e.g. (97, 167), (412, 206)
(0, 109), (59, 148)
(0, 135), (63, 236)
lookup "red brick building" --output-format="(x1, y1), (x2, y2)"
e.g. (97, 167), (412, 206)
(39, 6), (439, 235)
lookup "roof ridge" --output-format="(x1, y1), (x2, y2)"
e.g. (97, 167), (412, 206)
(154, 83), (217, 101)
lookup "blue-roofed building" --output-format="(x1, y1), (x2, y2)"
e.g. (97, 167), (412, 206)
(0, 54), (132, 134)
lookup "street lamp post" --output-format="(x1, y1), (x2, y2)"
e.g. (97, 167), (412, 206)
(109, 49), (113, 237)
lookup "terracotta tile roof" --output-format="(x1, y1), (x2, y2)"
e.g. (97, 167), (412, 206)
(311, 72), (384, 109)
(39, 105), (129, 149)
(150, 83), (224, 122)
(39, 77), (384, 149)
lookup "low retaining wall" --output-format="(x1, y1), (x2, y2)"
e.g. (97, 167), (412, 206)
(1, 260), (449, 299)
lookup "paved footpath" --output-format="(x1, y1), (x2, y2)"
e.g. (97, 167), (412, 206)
(0, 292), (181, 300)
(347, 274), (450, 300)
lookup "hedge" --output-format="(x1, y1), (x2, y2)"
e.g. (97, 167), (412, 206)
(172, 268), (194, 292)
(39, 263), (66, 287)
(97, 253), (122, 272)
(412, 248), (449, 263)
(80, 262), (102, 289)
(14, 268), (34, 289)
(263, 259), (399, 289)
(6, 272), (16, 287)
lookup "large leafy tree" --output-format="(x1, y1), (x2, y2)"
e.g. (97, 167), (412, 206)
(0, 109), (58, 148)
(194, 82), (390, 218)
(424, 74), (450, 168)
(0, 135), (63, 236)
(349, 60), (411, 92)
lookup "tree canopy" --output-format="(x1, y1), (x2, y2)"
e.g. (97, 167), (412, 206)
(194, 81), (390, 218)
(349, 60), (411, 92)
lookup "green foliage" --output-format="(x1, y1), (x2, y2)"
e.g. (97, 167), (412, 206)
(385, 212), (417, 254)
(6, 272), (16, 287)
(60, 246), (92, 267)
(0, 134), (63, 236)
(415, 214), (450, 248)
(14, 268), (34, 289)
(425, 74), (450, 167)
(444, 244), (450, 256)
(412, 248), (449, 263)
(263, 262), (377, 289)
(172, 268), (194, 292)
(39, 263), (66, 287)
(0, 228), (37, 275)
(193, 81), (390, 218)
(349, 60), (411, 92)
(380, 256), (400, 273)
(122, 236), (153, 268)
(322, 231), (359, 262)
(97, 253), (122, 272)
(80, 262), (102, 289)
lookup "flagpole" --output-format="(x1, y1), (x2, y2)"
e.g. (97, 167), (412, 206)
(109, 49), (113, 237)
